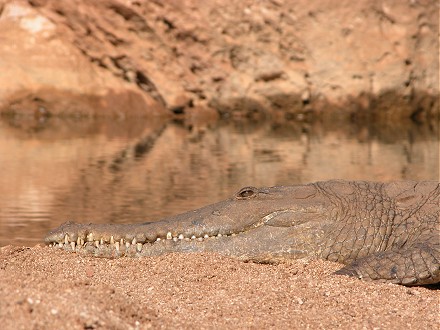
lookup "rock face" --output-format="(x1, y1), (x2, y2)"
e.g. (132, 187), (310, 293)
(0, 0), (438, 118)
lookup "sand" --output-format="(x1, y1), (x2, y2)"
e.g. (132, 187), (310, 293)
(0, 245), (438, 329)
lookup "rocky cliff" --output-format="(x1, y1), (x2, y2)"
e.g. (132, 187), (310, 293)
(0, 0), (438, 119)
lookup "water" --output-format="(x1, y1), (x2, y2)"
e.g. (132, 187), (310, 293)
(0, 116), (438, 246)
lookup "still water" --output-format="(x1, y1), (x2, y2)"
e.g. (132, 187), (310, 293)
(0, 116), (438, 246)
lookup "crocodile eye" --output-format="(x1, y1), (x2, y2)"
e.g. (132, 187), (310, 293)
(236, 186), (258, 199)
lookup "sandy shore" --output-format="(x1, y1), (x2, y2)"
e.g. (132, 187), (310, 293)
(0, 245), (438, 329)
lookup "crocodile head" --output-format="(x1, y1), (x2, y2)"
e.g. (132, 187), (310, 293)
(45, 184), (332, 261)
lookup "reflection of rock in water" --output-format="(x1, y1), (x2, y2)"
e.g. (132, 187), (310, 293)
(107, 126), (167, 172)
(50, 117), (438, 230)
(134, 135), (160, 159)
(0, 115), (437, 246)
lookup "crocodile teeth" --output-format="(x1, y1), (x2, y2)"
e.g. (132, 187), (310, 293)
(59, 230), (240, 251)
(136, 243), (142, 252)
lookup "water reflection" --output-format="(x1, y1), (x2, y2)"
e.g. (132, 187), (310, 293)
(0, 116), (438, 246)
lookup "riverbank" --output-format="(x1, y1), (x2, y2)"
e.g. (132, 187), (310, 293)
(1, 245), (439, 329)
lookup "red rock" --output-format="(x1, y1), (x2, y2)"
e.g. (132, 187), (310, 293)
(0, 0), (437, 118)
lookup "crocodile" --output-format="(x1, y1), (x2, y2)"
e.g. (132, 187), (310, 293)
(45, 180), (440, 286)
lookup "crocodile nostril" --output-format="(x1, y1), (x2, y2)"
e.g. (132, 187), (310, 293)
(236, 186), (258, 199)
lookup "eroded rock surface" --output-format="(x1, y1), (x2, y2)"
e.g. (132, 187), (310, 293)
(0, 0), (438, 118)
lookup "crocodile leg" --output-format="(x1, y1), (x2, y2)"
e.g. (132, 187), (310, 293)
(335, 242), (440, 286)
